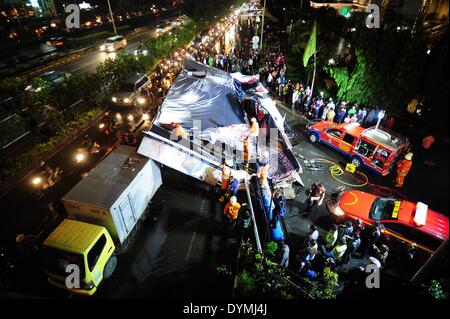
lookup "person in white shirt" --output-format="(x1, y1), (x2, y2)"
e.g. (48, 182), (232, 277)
(307, 239), (318, 260)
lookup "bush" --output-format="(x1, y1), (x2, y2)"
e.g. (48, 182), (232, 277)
(264, 241), (278, 260)
(422, 279), (449, 300)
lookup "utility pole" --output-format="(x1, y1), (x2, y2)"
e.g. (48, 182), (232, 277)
(107, 0), (117, 35)
(259, 0), (266, 50)
(310, 53), (317, 96)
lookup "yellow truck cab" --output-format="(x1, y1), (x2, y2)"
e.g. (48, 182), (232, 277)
(43, 219), (116, 296)
(41, 146), (162, 296)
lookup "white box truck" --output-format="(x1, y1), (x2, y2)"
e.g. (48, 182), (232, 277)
(61, 145), (162, 248)
(42, 145), (162, 295)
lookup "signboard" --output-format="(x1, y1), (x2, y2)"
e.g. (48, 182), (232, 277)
(252, 43), (259, 50)
(252, 35), (260, 44)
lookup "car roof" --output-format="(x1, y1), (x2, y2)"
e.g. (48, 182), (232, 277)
(398, 201), (449, 240)
(106, 35), (123, 40)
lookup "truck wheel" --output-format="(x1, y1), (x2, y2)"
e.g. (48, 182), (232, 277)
(308, 132), (318, 143)
(103, 256), (117, 280)
(351, 156), (363, 168)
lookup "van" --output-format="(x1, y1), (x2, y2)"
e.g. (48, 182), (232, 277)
(100, 35), (127, 52)
(111, 73), (151, 107)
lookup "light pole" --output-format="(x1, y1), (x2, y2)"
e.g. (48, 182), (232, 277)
(375, 110), (385, 130)
(107, 0), (117, 35)
(259, 0), (266, 50)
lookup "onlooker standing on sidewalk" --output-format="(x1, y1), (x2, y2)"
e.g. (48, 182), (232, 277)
(302, 182), (326, 216)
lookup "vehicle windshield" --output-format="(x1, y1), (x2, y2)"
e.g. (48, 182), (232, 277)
(370, 198), (400, 221)
(118, 82), (135, 92)
(43, 246), (85, 278)
(40, 72), (60, 82)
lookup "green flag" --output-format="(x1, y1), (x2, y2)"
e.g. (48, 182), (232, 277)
(303, 21), (317, 68)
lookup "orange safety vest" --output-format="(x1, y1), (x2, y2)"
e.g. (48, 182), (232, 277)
(248, 122), (259, 138)
(397, 159), (412, 176)
(259, 163), (270, 181)
(221, 164), (231, 191)
(243, 138), (250, 162)
(224, 202), (241, 220)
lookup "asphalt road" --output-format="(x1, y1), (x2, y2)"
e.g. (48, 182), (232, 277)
(54, 28), (159, 75)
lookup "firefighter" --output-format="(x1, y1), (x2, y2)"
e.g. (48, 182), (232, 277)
(224, 196), (241, 224)
(243, 138), (250, 171)
(394, 152), (413, 187)
(258, 150), (271, 192)
(172, 123), (188, 140)
(219, 163), (232, 202)
(248, 117), (259, 138)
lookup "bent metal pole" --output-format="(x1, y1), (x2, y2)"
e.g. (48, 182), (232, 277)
(245, 179), (263, 253)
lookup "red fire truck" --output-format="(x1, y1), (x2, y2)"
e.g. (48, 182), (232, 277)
(307, 122), (410, 175)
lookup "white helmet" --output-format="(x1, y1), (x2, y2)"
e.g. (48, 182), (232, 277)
(230, 196), (237, 206)
(251, 117), (257, 123)
(223, 166), (231, 175)
(404, 152), (413, 161)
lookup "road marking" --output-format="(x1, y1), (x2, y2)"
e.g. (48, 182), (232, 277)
(185, 231), (197, 262)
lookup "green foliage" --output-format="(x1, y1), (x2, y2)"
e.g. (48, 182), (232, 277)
(234, 243), (298, 299)
(264, 241), (278, 260)
(216, 264), (233, 276)
(325, 25), (429, 114)
(41, 111), (64, 136)
(314, 267), (339, 299)
(422, 280), (449, 300)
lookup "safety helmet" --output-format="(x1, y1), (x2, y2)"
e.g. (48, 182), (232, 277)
(223, 166), (231, 175)
(404, 152), (413, 160)
(251, 117), (257, 123)
(225, 158), (234, 167)
(230, 196), (237, 205)
(262, 150), (269, 158)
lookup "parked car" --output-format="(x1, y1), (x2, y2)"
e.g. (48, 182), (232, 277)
(100, 35), (127, 52)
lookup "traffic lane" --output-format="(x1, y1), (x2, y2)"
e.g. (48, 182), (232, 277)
(0, 108), (143, 244)
(97, 167), (239, 298)
(54, 29), (158, 75)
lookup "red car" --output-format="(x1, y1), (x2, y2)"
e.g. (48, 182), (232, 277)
(332, 190), (448, 254)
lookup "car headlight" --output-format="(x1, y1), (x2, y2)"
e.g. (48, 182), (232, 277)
(112, 97), (117, 102)
(334, 206), (345, 217)
(100, 45), (105, 51)
(137, 97), (146, 105)
(123, 98), (130, 104)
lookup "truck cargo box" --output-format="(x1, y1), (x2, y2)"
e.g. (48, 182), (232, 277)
(61, 145), (162, 247)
